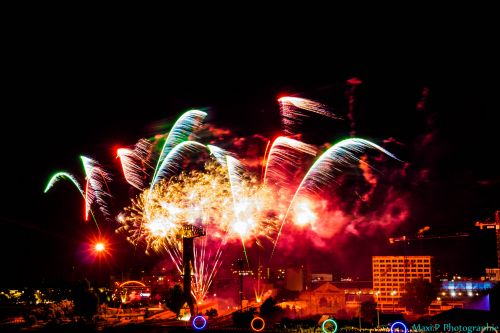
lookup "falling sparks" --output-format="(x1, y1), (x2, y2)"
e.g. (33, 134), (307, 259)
(263, 136), (317, 188)
(278, 96), (341, 134)
(151, 141), (207, 188)
(271, 138), (402, 258)
(81, 156), (112, 221)
(117, 138), (154, 190)
(118, 162), (280, 302)
(119, 162), (281, 249)
(46, 95), (408, 305)
(152, 110), (207, 184)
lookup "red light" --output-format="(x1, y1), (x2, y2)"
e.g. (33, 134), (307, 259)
(95, 242), (105, 252)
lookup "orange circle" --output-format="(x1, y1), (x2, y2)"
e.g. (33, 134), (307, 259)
(251, 317), (265, 332)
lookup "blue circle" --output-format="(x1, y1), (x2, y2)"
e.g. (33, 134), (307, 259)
(192, 315), (207, 330)
(390, 321), (408, 333)
(322, 319), (338, 333)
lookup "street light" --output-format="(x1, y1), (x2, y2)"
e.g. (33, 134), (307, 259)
(375, 291), (380, 328)
(357, 290), (362, 330)
(391, 290), (397, 312)
(90, 237), (109, 256)
(89, 237), (111, 288)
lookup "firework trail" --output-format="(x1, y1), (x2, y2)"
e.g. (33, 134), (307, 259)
(81, 156), (112, 221)
(151, 110), (207, 185)
(117, 138), (154, 190)
(260, 139), (271, 181)
(271, 138), (401, 259)
(117, 147), (143, 190)
(193, 236), (224, 303)
(226, 156), (251, 263)
(263, 136), (317, 188)
(226, 156), (245, 206)
(44, 171), (84, 195)
(294, 138), (399, 194)
(207, 144), (233, 168)
(150, 141), (207, 188)
(278, 96), (341, 134)
(44, 171), (100, 233)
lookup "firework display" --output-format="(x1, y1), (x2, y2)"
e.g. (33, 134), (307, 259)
(45, 97), (404, 304)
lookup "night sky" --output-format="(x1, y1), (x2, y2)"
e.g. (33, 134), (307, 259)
(1, 25), (498, 287)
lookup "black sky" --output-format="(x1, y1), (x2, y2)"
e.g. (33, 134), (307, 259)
(1, 21), (498, 287)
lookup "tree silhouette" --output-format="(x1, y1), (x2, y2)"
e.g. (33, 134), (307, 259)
(360, 299), (377, 324)
(232, 308), (255, 328)
(72, 278), (99, 322)
(164, 284), (184, 316)
(205, 308), (218, 318)
(399, 279), (438, 314)
(260, 297), (284, 323)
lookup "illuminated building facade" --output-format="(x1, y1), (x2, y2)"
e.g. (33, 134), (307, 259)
(485, 268), (500, 281)
(372, 255), (433, 312)
(298, 282), (346, 315)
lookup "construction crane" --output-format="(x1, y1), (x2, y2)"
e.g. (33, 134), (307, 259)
(389, 227), (470, 244)
(387, 229), (470, 292)
(475, 210), (500, 269)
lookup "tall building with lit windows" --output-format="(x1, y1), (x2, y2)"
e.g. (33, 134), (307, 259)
(372, 256), (433, 312)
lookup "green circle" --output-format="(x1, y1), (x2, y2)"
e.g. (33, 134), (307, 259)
(322, 319), (338, 333)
